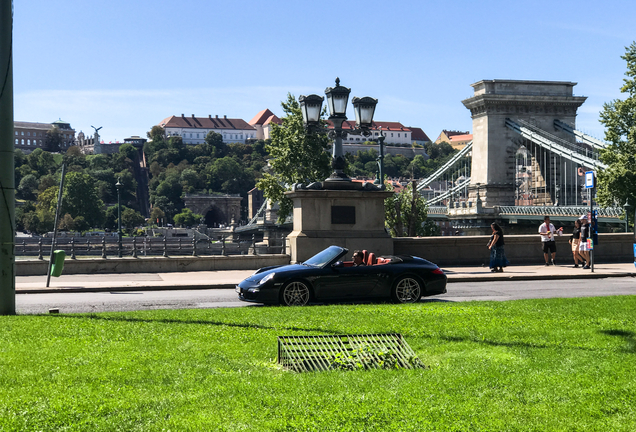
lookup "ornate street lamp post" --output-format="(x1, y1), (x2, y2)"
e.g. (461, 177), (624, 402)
(299, 78), (378, 186)
(116, 178), (123, 258)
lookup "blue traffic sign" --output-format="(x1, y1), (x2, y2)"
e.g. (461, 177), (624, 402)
(585, 171), (595, 189)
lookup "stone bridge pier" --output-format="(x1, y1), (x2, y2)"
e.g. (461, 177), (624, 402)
(462, 80), (587, 207)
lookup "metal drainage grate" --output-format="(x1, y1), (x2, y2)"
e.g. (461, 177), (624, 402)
(278, 333), (424, 372)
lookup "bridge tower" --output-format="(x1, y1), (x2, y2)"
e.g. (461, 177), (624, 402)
(462, 80), (587, 207)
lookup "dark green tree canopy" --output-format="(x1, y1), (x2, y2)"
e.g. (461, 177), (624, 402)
(598, 41), (636, 215)
(256, 93), (331, 222)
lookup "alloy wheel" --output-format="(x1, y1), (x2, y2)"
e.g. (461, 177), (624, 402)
(282, 281), (310, 306)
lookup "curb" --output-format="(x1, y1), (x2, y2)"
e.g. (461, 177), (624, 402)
(446, 272), (636, 283)
(16, 284), (236, 295)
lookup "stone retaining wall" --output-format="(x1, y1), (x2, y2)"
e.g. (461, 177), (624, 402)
(394, 233), (635, 267)
(17, 233), (634, 275)
(17, 254), (290, 276)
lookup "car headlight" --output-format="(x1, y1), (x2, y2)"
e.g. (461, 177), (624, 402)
(258, 272), (275, 285)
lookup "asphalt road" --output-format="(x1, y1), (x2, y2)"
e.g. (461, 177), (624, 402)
(15, 277), (635, 314)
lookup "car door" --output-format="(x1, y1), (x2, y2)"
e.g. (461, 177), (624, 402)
(314, 265), (381, 300)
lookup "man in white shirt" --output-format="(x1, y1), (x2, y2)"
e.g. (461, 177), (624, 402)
(538, 216), (563, 266)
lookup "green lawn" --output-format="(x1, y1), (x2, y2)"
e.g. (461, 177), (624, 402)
(1, 296), (635, 431)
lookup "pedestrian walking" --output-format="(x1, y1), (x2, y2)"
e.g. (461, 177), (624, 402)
(579, 215), (591, 269)
(538, 216), (563, 266)
(569, 219), (583, 268)
(487, 222), (509, 272)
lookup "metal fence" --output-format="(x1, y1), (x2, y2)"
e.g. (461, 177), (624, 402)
(14, 233), (287, 259)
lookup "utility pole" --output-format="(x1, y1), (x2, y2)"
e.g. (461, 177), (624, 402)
(0, 0), (15, 315)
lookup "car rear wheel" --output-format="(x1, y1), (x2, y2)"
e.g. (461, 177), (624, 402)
(391, 276), (422, 303)
(280, 280), (311, 306)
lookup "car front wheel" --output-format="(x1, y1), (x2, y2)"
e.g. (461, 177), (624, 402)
(280, 280), (311, 306)
(392, 276), (422, 303)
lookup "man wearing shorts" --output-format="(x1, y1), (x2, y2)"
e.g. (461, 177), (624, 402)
(539, 216), (563, 266)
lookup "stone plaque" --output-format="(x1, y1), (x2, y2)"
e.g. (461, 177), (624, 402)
(331, 206), (355, 224)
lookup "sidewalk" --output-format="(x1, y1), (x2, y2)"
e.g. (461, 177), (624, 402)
(15, 263), (636, 294)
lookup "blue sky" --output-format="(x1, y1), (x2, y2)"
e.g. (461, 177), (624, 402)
(12, 0), (636, 143)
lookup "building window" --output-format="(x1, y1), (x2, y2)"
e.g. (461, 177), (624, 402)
(391, 133), (394, 137)
(21, 139), (24, 145)
(14, 131), (17, 135)
(21, 131), (24, 135)
(27, 139), (30, 145)
(15, 139), (18, 144)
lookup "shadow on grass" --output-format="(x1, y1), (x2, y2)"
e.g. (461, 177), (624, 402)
(46, 313), (339, 334)
(438, 335), (597, 351)
(600, 329), (636, 353)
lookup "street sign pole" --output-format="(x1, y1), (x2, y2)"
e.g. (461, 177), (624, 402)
(585, 171), (595, 273)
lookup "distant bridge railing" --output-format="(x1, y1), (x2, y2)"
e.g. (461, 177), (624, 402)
(498, 206), (623, 218)
(427, 206), (448, 215)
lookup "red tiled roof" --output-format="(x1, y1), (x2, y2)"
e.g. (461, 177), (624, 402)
(449, 134), (473, 142)
(408, 127), (430, 142)
(442, 130), (470, 137)
(160, 115), (255, 131)
(249, 109), (278, 126)
(262, 114), (281, 126)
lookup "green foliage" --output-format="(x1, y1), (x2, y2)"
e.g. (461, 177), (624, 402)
(121, 207), (145, 233)
(149, 207), (165, 224)
(256, 93), (332, 222)
(17, 174), (39, 200)
(1, 297), (636, 430)
(173, 208), (203, 227)
(44, 127), (63, 152)
(385, 182), (432, 237)
(118, 143), (138, 161)
(598, 41), (636, 217)
(63, 172), (105, 227)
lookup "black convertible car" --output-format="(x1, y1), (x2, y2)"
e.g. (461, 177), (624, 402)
(236, 246), (447, 306)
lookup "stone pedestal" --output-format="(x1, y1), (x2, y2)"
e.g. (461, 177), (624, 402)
(285, 189), (394, 263)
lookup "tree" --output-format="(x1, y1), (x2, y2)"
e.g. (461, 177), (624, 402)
(598, 41), (636, 219)
(147, 125), (165, 142)
(256, 93), (331, 222)
(63, 171), (105, 227)
(385, 181), (433, 237)
(173, 208), (203, 227)
(150, 207), (165, 225)
(17, 174), (39, 200)
(118, 143), (138, 161)
(204, 131), (226, 157)
(44, 128), (64, 152)
(121, 208), (145, 233)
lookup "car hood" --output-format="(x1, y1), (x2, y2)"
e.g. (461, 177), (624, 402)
(244, 264), (308, 283)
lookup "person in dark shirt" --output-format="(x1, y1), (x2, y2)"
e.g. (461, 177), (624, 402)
(352, 250), (366, 266)
(569, 219), (583, 268)
(487, 222), (509, 273)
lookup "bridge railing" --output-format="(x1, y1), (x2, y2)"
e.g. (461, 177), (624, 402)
(14, 234), (288, 259)
(498, 206), (623, 218)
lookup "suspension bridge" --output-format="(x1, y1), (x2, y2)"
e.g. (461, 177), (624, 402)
(243, 80), (625, 235)
(418, 79), (623, 234)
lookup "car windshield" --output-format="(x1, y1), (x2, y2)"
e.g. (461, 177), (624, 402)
(303, 246), (345, 268)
